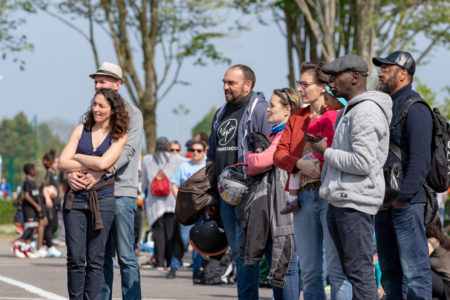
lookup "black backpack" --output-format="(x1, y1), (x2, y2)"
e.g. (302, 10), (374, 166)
(394, 98), (450, 193)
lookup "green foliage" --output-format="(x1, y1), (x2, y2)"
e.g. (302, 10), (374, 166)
(415, 77), (437, 107)
(0, 199), (16, 225)
(415, 79), (450, 121)
(441, 86), (450, 120)
(0, 0), (35, 69)
(0, 113), (65, 190)
(192, 107), (216, 136)
(41, 0), (232, 152)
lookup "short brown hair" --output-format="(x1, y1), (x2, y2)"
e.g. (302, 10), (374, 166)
(231, 64), (256, 89)
(300, 61), (329, 84)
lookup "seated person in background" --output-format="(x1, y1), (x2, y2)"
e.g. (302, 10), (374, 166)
(426, 213), (450, 300)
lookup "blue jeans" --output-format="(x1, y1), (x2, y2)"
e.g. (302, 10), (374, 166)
(327, 204), (377, 300)
(220, 197), (260, 300)
(101, 197), (141, 300)
(63, 194), (115, 300)
(170, 222), (203, 272)
(265, 241), (300, 300)
(375, 203), (432, 300)
(293, 189), (352, 300)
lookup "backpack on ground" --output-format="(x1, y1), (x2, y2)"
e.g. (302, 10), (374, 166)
(199, 253), (235, 285)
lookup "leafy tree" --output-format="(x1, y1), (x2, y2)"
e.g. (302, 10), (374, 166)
(415, 79), (450, 121)
(0, 0), (34, 69)
(192, 107), (216, 136)
(441, 86), (450, 120)
(36, 0), (231, 153)
(0, 113), (65, 189)
(234, 0), (449, 86)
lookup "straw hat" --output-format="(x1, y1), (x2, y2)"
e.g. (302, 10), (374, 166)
(89, 62), (123, 81)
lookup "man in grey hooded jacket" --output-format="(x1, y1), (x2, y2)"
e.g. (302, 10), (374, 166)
(313, 55), (392, 300)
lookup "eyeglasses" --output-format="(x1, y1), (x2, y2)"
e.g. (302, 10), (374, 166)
(189, 149), (204, 153)
(280, 88), (293, 108)
(296, 81), (320, 89)
(169, 148), (181, 153)
(377, 66), (402, 74)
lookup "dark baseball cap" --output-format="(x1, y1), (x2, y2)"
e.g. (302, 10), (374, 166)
(322, 54), (369, 77)
(372, 51), (415, 75)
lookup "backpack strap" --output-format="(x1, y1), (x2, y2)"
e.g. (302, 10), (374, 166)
(390, 97), (430, 163)
(392, 97), (428, 130)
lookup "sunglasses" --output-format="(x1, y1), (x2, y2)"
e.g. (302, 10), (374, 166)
(169, 148), (181, 153)
(189, 149), (204, 153)
(280, 88), (293, 107)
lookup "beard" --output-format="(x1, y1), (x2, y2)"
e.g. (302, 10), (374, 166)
(379, 71), (399, 94)
(225, 87), (245, 104)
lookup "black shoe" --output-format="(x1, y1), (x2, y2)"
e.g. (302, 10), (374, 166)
(193, 270), (202, 284)
(166, 268), (176, 279)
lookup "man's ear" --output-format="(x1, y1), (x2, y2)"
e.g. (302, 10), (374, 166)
(398, 69), (408, 83)
(244, 80), (252, 94)
(351, 72), (360, 85)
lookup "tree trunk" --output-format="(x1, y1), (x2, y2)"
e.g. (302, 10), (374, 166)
(142, 99), (157, 154)
(284, 8), (296, 87)
(355, 0), (380, 78)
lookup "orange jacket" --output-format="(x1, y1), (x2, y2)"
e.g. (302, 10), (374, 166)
(273, 106), (311, 189)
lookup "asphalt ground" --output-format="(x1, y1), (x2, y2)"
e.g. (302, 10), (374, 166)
(0, 238), (276, 300)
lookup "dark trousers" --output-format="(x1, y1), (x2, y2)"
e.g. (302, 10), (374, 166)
(134, 205), (144, 249)
(375, 204), (432, 300)
(327, 204), (378, 300)
(44, 206), (58, 248)
(63, 195), (115, 300)
(151, 212), (183, 268)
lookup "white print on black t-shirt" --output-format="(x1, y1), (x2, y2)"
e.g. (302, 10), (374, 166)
(217, 146), (238, 152)
(217, 119), (237, 146)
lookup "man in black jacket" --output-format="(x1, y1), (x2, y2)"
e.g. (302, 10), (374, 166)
(373, 51), (432, 300)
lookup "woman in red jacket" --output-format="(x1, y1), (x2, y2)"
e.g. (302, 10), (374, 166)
(273, 62), (352, 300)
(244, 87), (301, 300)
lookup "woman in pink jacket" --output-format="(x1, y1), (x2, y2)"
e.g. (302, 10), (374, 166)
(245, 88), (301, 176)
(244, 87), (301, 300)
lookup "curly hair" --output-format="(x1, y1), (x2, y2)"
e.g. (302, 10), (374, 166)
(300, 61), (330, 84)
(273, 88), (302, 112)
(84, 88), (129, 140)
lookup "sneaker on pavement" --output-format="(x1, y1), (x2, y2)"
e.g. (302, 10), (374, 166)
(47, 246), (62, 258)
(166, 268), (176, 279)
(193, 270), (202, 284)
(36, 248), (48, 258)
(52, 239), (65, 246)
(23, 249), (39, 258)
(12, 246), (26, 258)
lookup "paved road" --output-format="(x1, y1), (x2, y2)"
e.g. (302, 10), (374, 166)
(0, 239), (275, 300)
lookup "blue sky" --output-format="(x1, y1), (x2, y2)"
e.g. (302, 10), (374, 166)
(1, 10), (448, 151)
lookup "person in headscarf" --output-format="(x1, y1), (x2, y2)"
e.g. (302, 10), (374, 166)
(141, 137), (187, 270)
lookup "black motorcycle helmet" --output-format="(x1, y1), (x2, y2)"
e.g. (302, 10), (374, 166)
(189, 220), (229, 257)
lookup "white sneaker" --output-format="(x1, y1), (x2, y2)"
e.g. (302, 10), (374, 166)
(52, 239), (65, 246)
(36, 248), (48, 258)
(47, 246), (63, 258)
(23, 249), (39, 258)
(12, 246), (26, 258)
